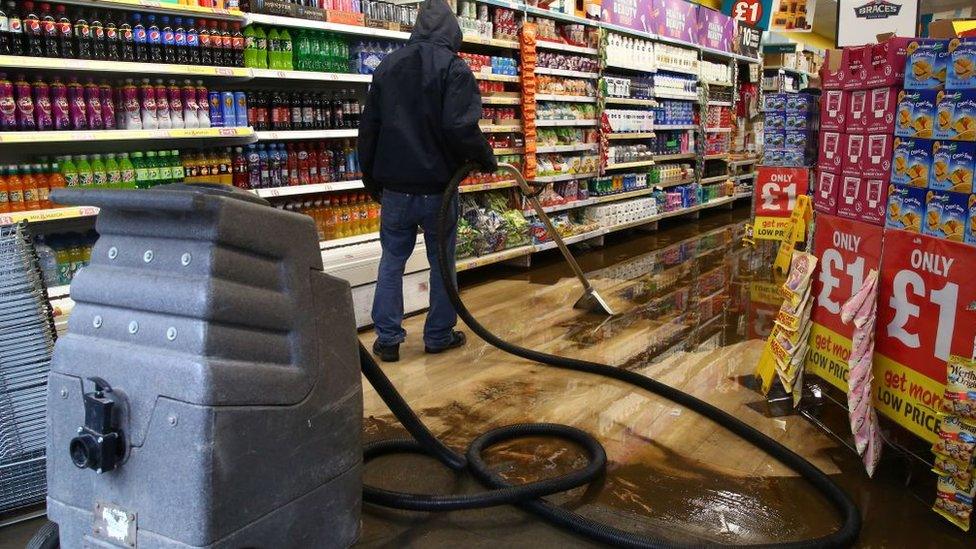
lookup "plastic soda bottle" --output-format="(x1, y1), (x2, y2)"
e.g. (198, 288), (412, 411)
(22, 165), (39, 211)
(118, 152), (136, 188)
(170, 150), (183, 183)
(145, 150), (160, 185)
(47, 160), (66, 203)
(104, 153), (121, 188)
(266, 27), (278, 69)
(90, 153), (107, 188)
(279, 28), (291, 70)
(75, 155), (94, 187)
(158, 150), (172, 183)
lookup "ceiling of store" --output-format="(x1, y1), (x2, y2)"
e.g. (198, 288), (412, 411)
(813, 0), (974, 43)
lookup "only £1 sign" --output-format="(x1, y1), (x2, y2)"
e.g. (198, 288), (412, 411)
(721, 0), (774, 30)
(753, 166), (810, 241)
(873, 230), (976, 442)
(805, 215), (884, 391)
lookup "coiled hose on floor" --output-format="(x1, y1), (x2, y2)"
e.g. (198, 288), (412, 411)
(360, 164), (862, 548)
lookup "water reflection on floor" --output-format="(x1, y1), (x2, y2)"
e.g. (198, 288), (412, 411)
(359, 206), (970, 548)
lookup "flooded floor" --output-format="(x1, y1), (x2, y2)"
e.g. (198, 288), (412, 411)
(357, 206), (971, 548)
(1, 206), (970, 548)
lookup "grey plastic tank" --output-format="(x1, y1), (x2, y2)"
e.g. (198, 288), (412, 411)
(46, 184), (362, 548)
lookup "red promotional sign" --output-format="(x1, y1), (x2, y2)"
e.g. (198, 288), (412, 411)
(805, 215), (884, 390)
(755, 166), (809, 217)
(870, 229), (976, 441)
(753, 166), (810, 240)
(876, 230), (976, 382)
(810, 215), (885, 337)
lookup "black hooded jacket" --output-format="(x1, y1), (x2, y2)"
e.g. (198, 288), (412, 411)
(358, 0), (497, 197)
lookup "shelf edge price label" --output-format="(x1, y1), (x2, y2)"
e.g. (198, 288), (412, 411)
(805, 215), (884, 392)
(872, 229), (976, 442)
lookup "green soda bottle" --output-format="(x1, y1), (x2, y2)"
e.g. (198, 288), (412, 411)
(279, 29), (292, 71)
(118, 153), (136, 189)
(90, 154), (108, 188)
(60, 155), (79, 188)
(104, 153), (121, 188)
(267, 28), (279, 70)
(75, 155), (94, 187)
(256, 26), (268, 69)
(243, 25), (257, 68)
(158, 151), (173, 183)
(53, 237), (72, 284)
(170, 150), (184, 182)
(131, 152), (149, 188)
(145, 151), (160, 186)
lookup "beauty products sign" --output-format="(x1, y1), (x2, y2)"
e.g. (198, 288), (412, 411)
(697, 7), (736, 51)
(837, 0), (920, 47)
(649, 0), (698, 43)
(602, 0), (654, 33)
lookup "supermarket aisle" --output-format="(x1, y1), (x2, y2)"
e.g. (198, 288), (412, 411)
(357, 206), (968, 548)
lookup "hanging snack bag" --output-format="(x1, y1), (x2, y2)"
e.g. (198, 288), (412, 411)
(933, 414), (976, 463)
(779, 252), (818, 308)
(934, 472), (975, 531)
(944, 355), (976, 420)
(933, 452), (975, 492)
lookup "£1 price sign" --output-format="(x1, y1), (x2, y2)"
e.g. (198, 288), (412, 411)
(873, 229), (976, 442)
(752, 166), (809, 240)
(805, 215), (884, 392)
(721, 0), (774, 30)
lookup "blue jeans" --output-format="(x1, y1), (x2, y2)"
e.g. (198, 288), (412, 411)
(372, 190), (459, 349)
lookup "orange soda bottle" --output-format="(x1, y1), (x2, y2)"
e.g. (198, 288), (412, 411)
(22, 165), (40, 211)
(0, 166), (10, 213)
(7, 165), (25, 213)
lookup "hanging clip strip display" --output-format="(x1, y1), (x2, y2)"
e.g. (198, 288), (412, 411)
(520, 22), (538, 181)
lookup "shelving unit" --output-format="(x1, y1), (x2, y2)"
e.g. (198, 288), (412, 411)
(535, 94), (598, 103)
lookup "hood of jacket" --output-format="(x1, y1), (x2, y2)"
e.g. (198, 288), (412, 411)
(409, 0), (462, 52)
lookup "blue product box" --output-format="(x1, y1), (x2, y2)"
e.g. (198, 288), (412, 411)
(763, 93), (787, 112)
(905, 39), (949, 90)
(785, 112), (815, 131)
(968, 195), (976, 244)
(764, 130), (785, 149)
(924, 189), (969, 241)
(766, 111), (786, 130)
(891, 137), (933, 187)
(947, 39), (976, 90)
(762, 148), (785, 166)
(786, 93), (817, 113)
(783, 149), (811, 167)
(930, 140), (975, 193)
(784, 130), (814, 150)
(934, 89), (976, 141)
(895, 90), (938, 138)
(886, 184), (926, 232)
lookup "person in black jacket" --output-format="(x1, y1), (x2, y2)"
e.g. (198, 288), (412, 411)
(359, 0), (497, 362)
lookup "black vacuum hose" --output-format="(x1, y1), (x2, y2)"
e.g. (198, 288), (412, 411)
(359, 163), (861, 548)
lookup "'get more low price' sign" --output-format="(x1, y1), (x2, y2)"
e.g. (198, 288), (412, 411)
(806, 219), (976, 442)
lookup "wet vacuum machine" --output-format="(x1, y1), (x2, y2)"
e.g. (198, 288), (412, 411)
(34, 181), (861, 548)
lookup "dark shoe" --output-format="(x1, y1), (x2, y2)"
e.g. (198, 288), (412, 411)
(425, 331), (466, 354)
(372, 339), (400, 362)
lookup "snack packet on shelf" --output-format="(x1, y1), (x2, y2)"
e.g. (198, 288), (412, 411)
(933, 452), (975, 492)
(933, 414), (976, 464)
(944, 355), (976, 421)
(934, 472), (975, 531)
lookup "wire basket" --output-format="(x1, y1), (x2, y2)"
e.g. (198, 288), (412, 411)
(0, 223), (56, 514)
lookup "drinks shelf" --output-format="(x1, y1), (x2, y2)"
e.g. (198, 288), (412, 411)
(0, 206), (99, 226)
(250, 68), (372, 83)
(251, 180), (364, 199)
(320, 231), (381, 250)
(62, 0), (244, 20)
(0, 127), (254, 144)
(0, 55), (251, 79)
(255, 129), (358, 141)
(244, 13), (410, 41)
(462, 35), (520, 49)
(533, 67), (599, 79)
(534, 94), (597, 103)
(656, 64), (699, 77)
(605, 60), (654, 72)
(654, 153), (696, 161)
